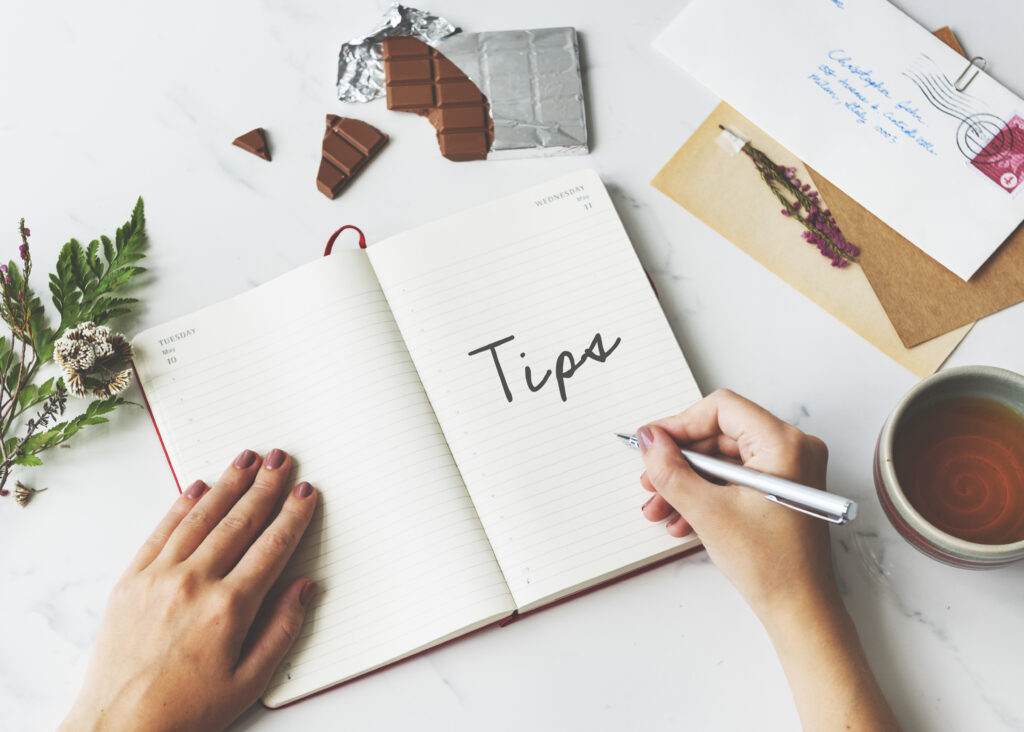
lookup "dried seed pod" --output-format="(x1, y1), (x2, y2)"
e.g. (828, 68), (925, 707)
(54, 322), (134, 397)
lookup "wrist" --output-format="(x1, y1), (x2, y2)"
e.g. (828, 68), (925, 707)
(59, 704), (100, 732)
(752, 579), (901, 730)
(60, 685), (152, 732)
(755, 578), (847, 640)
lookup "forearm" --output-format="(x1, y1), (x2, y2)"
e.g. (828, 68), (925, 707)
(761, 588), (900, 732)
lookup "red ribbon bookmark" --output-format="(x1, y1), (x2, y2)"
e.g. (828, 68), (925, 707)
(323, 225), (367, 255)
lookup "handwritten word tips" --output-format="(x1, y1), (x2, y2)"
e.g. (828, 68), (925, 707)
(468, 333), (622, 403)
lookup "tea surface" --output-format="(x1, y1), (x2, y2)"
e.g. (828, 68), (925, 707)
(895, 396), (1024, 544)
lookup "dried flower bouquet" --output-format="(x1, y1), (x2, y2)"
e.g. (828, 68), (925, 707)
(0, 199), (146, 503)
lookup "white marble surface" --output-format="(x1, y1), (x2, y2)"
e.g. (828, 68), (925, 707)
(2, 0), (1024, 730)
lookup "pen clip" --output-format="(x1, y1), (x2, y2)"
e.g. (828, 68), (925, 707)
(763, 494), (847, 524)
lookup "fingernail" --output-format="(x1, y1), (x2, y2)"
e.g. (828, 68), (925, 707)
(293, 481), (313, 498)
(185, 480), (207, 500)
(265, 448), (287, 470)
(642, 495), (655, 511)
(637, 426), (654, 454)
(234, 449), (258, 469)
(299, 581), (317, 607)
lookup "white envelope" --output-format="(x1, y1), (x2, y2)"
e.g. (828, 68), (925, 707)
(654, 0), (1024, 281)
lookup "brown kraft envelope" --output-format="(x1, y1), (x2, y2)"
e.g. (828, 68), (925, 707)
(651, 104), (970, 379)
(806, 27), (1024, 349)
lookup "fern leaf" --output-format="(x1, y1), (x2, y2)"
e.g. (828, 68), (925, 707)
(49, 198), (147, 334)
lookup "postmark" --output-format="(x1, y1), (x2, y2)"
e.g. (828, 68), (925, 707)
(903, 55), (1022, 193)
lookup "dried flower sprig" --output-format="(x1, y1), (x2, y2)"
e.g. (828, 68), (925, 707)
(0, 199), (146, 502)
(14, 480), (45, 507)
(726, 127), (859, 268)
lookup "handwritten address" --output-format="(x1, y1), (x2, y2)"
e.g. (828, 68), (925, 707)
(808, 49), (937, 156)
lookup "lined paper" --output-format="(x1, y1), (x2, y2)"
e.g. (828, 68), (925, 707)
(132, 252), (514, 708)
(369, 170), (703, 610)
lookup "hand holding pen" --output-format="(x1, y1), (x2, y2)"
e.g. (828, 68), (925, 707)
(631, 389), (838, 612)
(618, 436), (856, 524)
(633, 389), (896, 730)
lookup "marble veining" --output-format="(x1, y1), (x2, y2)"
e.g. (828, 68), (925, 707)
(2, 0), (1024, 730)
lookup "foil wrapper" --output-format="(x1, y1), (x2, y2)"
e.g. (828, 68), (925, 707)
(336, 4), (458, 103)
(436, 28), (589, 158)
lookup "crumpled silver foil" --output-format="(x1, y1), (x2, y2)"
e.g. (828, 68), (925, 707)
(436, 28), (589, 158)
(336, 4), (459, 103)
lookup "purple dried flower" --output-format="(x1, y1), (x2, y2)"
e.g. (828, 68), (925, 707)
(19, 244), (27, 260)
(23, 228), (29, 237)
(740, 141), (857, 269)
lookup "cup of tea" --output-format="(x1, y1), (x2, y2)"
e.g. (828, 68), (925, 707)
(874, 365), (1024, 568)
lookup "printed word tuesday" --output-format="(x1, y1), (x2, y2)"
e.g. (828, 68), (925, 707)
(157, 328), (196, 347)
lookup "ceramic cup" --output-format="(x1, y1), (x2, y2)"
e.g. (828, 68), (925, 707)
(874, 365), (1024, 568)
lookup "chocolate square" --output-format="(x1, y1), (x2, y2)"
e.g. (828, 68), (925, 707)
(385, 58), (433, 83)
(386, 82), (436, 110)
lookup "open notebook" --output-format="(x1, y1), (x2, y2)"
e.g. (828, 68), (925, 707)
(132, 169), (703, 708)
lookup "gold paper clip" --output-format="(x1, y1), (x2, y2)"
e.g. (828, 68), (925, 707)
(954, 56), (987, 92)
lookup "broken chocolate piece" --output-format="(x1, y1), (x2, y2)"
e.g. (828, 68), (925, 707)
(316, 115), (387, 199)
(382, 36), (493, 162)
(232, 128), (271, 161)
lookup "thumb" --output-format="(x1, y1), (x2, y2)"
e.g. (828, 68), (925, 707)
(638, 425), (713, 520)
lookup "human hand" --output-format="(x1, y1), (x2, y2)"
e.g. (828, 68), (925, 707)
(637, 389), (835, 624)
(638, 390), (900, 730)
(60, 448), (317, 732)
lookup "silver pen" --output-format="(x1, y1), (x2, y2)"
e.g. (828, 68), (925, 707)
(616, 433), (857, 524)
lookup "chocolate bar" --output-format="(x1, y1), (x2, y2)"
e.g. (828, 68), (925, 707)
(317, 115), (387, 199)
(382, 36), (493, 162)
(435, 28), (588, 158)
(436, 30), (589, 160)
(232, 128), (271, 161)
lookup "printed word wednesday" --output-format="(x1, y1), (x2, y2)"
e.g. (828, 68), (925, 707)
(468, 333), (622, 403)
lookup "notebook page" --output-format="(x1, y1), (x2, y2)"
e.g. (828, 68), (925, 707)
(368, 170), (703, 611)
(132, 251), (514, 708)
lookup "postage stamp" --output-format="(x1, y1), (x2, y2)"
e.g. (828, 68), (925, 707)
(968, 114), (1024, 193)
